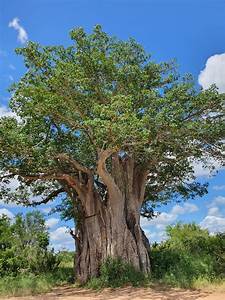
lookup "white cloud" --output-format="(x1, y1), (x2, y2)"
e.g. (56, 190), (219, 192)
(210, 196), (225, 207)
(41, 207), (52, 214)
(0, 208), (14, 219)
(207, 206), (221, 217)
(141, 202), (199, 241)
(8, 17), (28, 44)
(0, 106), (15, 118)
(141, 203), (198, 230)
(0, 175), (44, 207)
(50, 226), (74, 251)
(46, 218), (59, 229)
(152, 212), (177, 229)
(171, 203), (198, 215)
(200, 195), (225, 233)
(193, 160), (224, 178)
(212, 185), (225, 191)
(9, 75), (14, 82)
(50, 226), (69, 242)
(144, 230), (167, 242)
(198, 53), (225, 93)
(200, 215), (225, 234)
(0, 105), (21, 122)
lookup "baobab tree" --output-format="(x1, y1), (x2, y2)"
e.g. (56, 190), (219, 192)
(0, 25), (224, 283)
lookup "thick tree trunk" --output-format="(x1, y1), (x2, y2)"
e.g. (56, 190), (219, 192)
(74, 192), (150, 283)
(73, 152), (151, 284)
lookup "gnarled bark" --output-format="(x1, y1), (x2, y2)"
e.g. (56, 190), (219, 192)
(72, 151), (151, 283)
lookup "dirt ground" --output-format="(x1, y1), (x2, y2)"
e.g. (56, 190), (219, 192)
(1, 285), (225, 300)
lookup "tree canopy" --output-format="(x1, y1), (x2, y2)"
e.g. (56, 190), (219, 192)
(0, 24), (224, 215)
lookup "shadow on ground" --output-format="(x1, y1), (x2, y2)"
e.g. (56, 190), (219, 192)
(3, 284), (224, 300)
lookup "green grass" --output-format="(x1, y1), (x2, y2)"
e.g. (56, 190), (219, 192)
(150, 275), (225, 290)
(192, 277), (225, 291)
(0, 253), (74, 297)
(0, 267), (74, 297)
(0, 248), (224, 296)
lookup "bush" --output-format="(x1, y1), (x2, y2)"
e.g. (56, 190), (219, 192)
(87, 257), (147, 289)
(0, 268), (74, 296)
(150, 223), (225, 287)
(0, 251), (74, 296)
(0, 212), (60, 276)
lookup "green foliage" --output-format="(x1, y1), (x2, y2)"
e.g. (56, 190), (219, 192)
(150, 223), (225, 288)
(0, 211), (59, 276)
(0, 217), (74, 297)
(0, 267), (73, 296)
(0, 25), (224, 218)
(86, 257), (147, 289)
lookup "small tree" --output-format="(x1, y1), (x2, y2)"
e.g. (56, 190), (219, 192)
(0, 211), (58, 276)
(0, 25), (224, 282)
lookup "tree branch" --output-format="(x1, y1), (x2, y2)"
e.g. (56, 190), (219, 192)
(17, 172), (86, 199)
(55, 153), (92, 175)
(20, 173), (65, 182)
(97, 149), (122, 197)
(26, 187), (65, 207)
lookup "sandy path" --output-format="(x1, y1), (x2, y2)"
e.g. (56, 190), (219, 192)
(1, 285), (225, 300)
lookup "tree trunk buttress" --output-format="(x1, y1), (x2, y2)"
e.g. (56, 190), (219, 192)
(73, 153), (151, 283)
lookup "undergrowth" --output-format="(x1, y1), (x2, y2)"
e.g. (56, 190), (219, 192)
(0, 253), (74, 296)
(86, 257), (147, 289)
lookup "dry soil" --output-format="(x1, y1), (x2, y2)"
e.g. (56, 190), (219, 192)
(1, 285), (225, 300)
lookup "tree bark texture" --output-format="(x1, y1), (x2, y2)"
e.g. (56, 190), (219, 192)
(71, 152), (151, 283)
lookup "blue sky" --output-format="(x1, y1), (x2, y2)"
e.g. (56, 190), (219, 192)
(0, 0), (225, 250)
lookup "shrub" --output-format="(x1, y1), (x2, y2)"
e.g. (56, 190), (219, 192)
(0, 251), (74, 296)
(87, 257), (146, 289)
(0, 268), (74, 297)
(150, 223), (225, 287)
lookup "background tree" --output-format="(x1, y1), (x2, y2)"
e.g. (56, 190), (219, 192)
(0, 25), (224, 282)
(0, 211), (58, 276)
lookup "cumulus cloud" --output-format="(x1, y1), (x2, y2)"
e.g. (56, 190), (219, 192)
(145, 230), (167, 242)
(141, 212), (177, 229)
(50, 226), (69, 242)
(0, 106), (15, 118)
(200, 215), (225, 234)
(46, 218), (59, 229)
(0, 208), (14, 219)
(141, 202), (198, 234)
(199, 195), (225, 234)
(50, 226), (74, 251)
(0, 105), (21, 123)
(8, 17), (28, 44)
(198, 53), (225, 93)
(171, 203), (198, 215)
